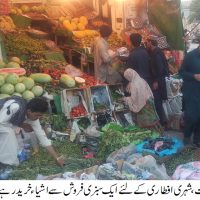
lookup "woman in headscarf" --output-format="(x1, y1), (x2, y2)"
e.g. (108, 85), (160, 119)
(123, 68), (163, 133)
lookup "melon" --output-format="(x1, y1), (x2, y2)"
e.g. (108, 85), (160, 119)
(77, 23), (85, 31)
(75, 77), (85, 85)
(0, 60), (6, 68)
(1, 83), (15, 95)
(22, 90), (35, 100)
(79, 16), (88, 26)
(60, 74), (75, 88)
(22, 78), (35, 90)
(0, 94), (10, 99)
(0, 68), (26, 76)
(31, 85), (43, 97)
(6, 62), (20, 68)
(18, 76), (26, 83)
(13, 92), (22, 97)
(20, 5), (30, 13)
(71, 18), (79, 24)
(15, 83), (26, 93)
(0, 75), (5, 86)
(5, 73), (19, 85)
(30, 73), (52, 83)
(10, 57), (21, 64)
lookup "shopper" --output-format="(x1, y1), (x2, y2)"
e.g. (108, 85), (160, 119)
(146, 37), (169, 127)
(0, 96), (65, 167)
(126, 33), (152, 87)
(123, 68), (163, 133)
(92, 25), (122, 84)
(179, 42), (200, 147)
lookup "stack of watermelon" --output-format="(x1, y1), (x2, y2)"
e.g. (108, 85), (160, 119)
(0, 73), (44, 100)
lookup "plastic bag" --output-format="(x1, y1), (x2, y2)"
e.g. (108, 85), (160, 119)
(135, 155), (170, 180)
(70, 121), (81, 142)
(126, 153), (143, 164)
(85, 125), (101, 138)
(106, 144), (136, 164)
(172, 162), (200, 180)
(96, 163), (125, 180)
(121, 161), (154, 180)
(80, 173), (96, 180)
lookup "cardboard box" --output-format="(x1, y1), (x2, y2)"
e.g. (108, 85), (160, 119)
(61, 88), (90, 119)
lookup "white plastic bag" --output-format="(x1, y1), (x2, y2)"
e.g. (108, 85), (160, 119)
(135, 155), (170, 180)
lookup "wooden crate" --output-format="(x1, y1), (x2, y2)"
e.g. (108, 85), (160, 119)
(88, 85), (114, 113)
(61, 88), (90, 119)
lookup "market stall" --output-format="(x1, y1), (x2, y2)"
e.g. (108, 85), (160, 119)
(0, 0), (195, 181)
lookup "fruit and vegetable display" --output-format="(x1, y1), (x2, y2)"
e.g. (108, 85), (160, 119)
(0, 73), (44, 100)
(91, 86), (112, 112)
(110, 87), (127, 111)
(10, 140), (99, 180)
(97, 122), (159, 160)
(0, 16), (16, 33)
(41, 114), (68, 133)
(107, 32), (124, 51)
(4, 32), (46, 57)
(11, 5), (46, 15)
(61, 16), (89, 32)
(70, 104), (87, 118)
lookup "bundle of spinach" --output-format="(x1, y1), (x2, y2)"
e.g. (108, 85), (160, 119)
(97, 131), (130, 161)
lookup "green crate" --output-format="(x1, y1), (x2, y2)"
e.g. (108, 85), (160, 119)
(10, 14), (32, 28)
(53, 94), (62, 114)
(44, 51), (66, 62)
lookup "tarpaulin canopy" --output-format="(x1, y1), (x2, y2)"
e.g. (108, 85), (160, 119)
(148, 0), (185, 51)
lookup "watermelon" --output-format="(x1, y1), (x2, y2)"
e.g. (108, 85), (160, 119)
(5, 73), (19, 85)
(15, 83), (26, 93)
(1, 83), (15, 95)
(22, 91), (35, 100)
(0, 94), (10, 99)
(30, 73), (52, 83)
(6, 62), (20, 68)
(22, 78), (35, 90)
(31, 85), (43, 97)
(0, 68), (26, 76)
(0, 75), (5, 86)
(13, 93), (22, 97)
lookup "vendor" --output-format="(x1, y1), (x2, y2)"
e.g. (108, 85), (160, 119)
(92, 25), (122, 84)
(122, 68), (163, 133)
(0, 96), (65, 167)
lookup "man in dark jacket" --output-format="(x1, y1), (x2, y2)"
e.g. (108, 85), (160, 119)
(179, 42), (200, 147)
(146, 37), (169, 126)
(127, 33), (152, 87)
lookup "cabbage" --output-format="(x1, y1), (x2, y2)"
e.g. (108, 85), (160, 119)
(0, 94), (10, 99)
(13, 92), (22, 97)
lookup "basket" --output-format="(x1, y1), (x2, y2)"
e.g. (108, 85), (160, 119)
(10, 14), (32, 28)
